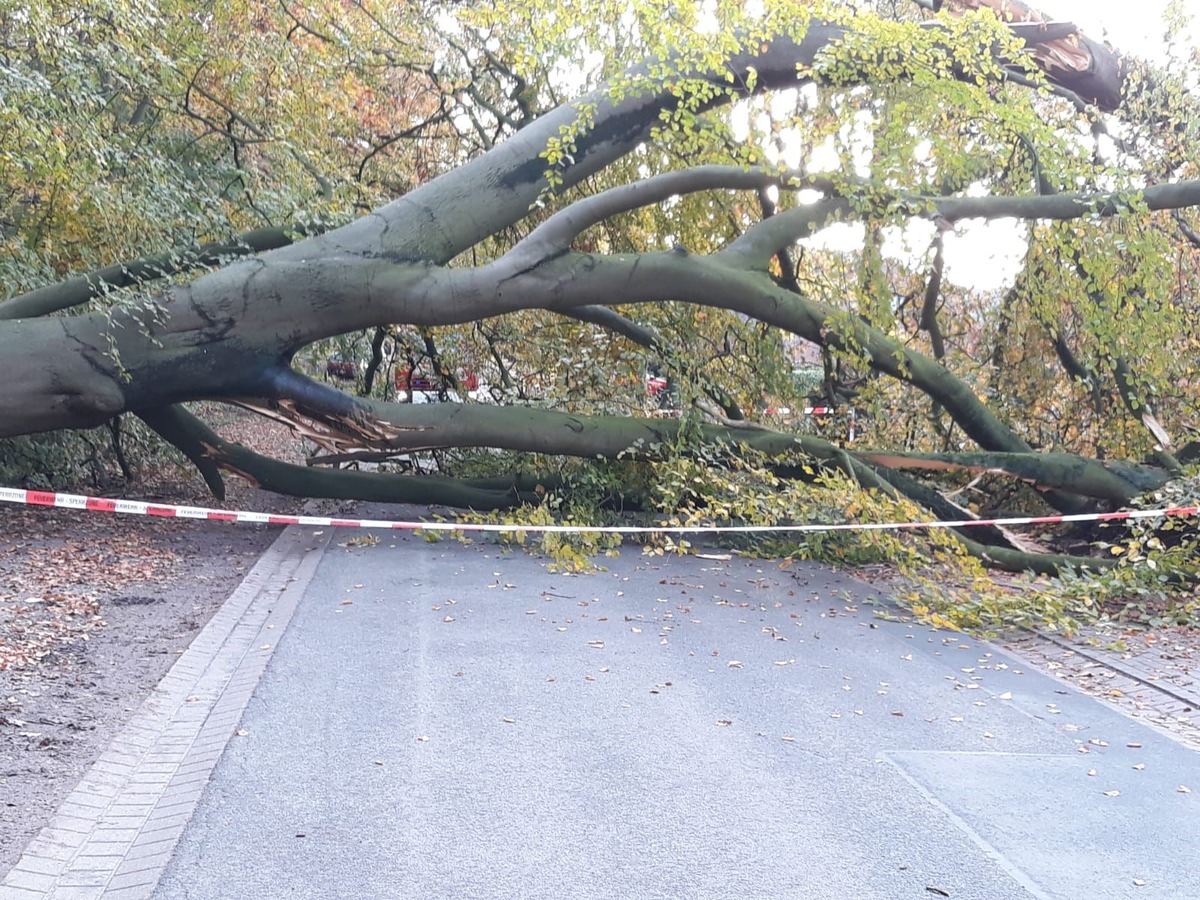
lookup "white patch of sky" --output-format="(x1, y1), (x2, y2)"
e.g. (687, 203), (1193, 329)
(787, 0), (1195, 292)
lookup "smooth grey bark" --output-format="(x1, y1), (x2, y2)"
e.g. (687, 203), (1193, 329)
(0, 224), (315, 321)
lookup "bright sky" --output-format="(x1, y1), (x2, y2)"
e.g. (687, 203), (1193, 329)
(825, 0), (1197, 291)
(1042, 0), (1181, 58)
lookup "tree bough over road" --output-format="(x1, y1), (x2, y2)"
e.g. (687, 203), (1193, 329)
(2, 0), (1199, 591)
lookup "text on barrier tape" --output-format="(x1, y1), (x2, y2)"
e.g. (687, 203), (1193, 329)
(1, 486), (1197, 535)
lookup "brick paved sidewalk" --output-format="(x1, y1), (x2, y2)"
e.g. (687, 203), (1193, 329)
(1004, 627), (1200, 749)
(0, 526), (330, 900)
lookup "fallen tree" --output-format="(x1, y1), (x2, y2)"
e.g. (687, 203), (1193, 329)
(2, 0), (1197, 579)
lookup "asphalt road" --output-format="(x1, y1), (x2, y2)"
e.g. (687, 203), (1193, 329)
(154, 526), (1199, 900)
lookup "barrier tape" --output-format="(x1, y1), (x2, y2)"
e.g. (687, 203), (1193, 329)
(1, 486), (1196, 536)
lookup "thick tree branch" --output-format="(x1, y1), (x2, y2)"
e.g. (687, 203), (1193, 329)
(727, 181), (1200, 268)
(145, 402), (544, 508)
(919, 234), (947, 360)
(0, 224), (316, 321)
(501, 166), (831, 272)
(854, 449), (1167, 504)
(137, 405), (228, 499)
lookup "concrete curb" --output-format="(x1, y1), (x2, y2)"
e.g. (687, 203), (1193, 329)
(1, 524), (331, 900)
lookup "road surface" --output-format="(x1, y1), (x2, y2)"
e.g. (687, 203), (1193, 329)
(148, 527), (1198, 900)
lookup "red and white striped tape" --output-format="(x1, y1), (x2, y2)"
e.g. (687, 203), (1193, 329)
(763, 406), (840, 415)
(1, 486), (1196, 535)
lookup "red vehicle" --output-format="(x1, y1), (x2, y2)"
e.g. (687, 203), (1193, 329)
(325, 353), (357, 381)
(395, 368), (479, 394)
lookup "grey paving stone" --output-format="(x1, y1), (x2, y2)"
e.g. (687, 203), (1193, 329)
(2, 869), (58, 893)
(55, 869), (111, 887)
(104, 870), (157, 892)
(46, 816), (97, 836)
(0, 884), (50, 900)
(8, 855), (64, 876)
(46, 887), (105, 900)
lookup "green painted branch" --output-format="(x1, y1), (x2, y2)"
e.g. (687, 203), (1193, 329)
(731, 181), (1200, 267)
(854, 463), (1018, 550)
(958, 540), (1117, 576)
(0, 224), (317, 321)
(500, 166), (830, 273)
(137, 405), (228, 500)
(140, 404), (544, 508)
(853, 450), (1168, 504)
(799, 435), (1114, 575)
(920, 235), (946, 360)
(284, 15), (1124, 268)
(530, 251), (1036, 456)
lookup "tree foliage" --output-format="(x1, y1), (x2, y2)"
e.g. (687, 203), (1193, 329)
(2, 0), (1199, 623)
